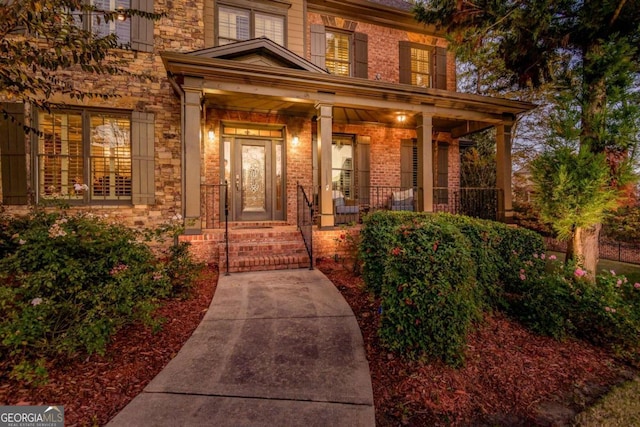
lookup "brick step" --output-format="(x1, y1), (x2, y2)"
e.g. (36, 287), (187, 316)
(217, 225), (311, 273)
(220, 253), (311, 273)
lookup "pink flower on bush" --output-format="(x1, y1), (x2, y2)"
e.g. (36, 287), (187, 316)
(574, 268), (586, 278)
(634, 283), (640, 289)
(616, 279), (622, 287)
(610, 270), (616, 276)
(549, 255), (557, 260)
(519, 273), (526, 280)
(605, 306), (611, 312)
(540, 253), (546, 260)
(533, 253), (539, 258)
(391, 247), (402, 256)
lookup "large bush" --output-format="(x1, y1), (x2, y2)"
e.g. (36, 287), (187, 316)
(360, 211), (549, 367)
(0, 208), (200, 382)
(378, 220), (479, 367)
(509, 257), (640, 365)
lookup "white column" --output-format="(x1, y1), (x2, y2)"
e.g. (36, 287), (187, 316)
(496, 123), (513, 222)
(183, 77), (203, 234)
(316, 102), (334, 228)
(417, 113), (433, 212)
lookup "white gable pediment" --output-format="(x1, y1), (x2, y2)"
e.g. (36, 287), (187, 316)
(187, 38), (328, 73)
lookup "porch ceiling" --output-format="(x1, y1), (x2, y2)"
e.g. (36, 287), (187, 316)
(204, 92), (466, 131)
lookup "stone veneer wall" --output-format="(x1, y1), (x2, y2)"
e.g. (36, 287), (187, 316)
(0, 0), (207, 230)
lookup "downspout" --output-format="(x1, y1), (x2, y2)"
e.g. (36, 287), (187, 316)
(167, 75), (187, 224)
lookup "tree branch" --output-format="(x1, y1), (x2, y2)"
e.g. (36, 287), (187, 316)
(610, 0), (627, 26)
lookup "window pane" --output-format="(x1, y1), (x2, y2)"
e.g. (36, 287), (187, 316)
(90, 114), (131, 200)
(332, 138), (353, 197)
(218, 6), (250, 45)
(326, 31), (350, 76)
(255, 12), (284, 46)
(91, 0), (130, 43)
(38, 112), (84, 199)
(411, 47), (431, 87)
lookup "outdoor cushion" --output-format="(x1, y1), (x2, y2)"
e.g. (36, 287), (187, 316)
(391, 188), (414, 211)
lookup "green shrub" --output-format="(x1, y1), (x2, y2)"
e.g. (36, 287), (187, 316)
(360, 211), (431, 295)
(378, 220), (479, 367)
(0, 208), (200, 382)
(508, 258), (640, 364)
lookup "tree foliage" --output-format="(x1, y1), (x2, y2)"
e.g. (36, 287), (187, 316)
(460, 128), (496, 188)
(0, 0), (162, 125)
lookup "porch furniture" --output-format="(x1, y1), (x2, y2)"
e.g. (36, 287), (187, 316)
(390, 188), (414, 211)
(333, 190), (359, 224)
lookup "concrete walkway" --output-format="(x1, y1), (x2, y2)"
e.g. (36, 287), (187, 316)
(107, 269), (375, 427)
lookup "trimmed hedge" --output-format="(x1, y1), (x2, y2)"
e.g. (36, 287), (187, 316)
(360, 211), (546, 367)
(378, 220), (478, 367)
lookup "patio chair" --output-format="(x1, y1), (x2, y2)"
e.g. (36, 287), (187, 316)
(390, 188), (414, 211)
(333, 190), (359, 224)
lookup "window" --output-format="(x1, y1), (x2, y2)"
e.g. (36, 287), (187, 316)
(332, 135), (354, 197)
(411, 46), (431, 87)
(91, 0), (131, 43)
(217, 5), (285, 46)
(325, 31), (351, 76)
(72, 0), (153, 51)
(310, 24), (368, 78)
(399, 42), (448, 89)
(37, 110), (132, 203)
(400, 139), (449, 203)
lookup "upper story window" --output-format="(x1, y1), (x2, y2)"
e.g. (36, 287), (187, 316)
(410, 45), (432, 87)
(217, 5), (285, 46)
(91, 0), (131, 43)
(399, 41), (448, 90)
(73, 0), (154, 52)
(310, 24), (368, 78)
(325, 30), (351, 76)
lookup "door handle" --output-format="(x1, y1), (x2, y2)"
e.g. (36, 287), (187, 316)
(235, 175), (240, 192)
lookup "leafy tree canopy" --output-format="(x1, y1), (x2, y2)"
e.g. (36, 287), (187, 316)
(0, 0), (163, 125)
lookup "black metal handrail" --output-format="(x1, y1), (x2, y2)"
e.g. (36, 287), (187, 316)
(297, 182), (314, 270)
(223, 181), (229, 276)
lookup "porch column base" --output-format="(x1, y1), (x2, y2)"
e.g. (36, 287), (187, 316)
(183, 218), (202, 235)
(319, 213), (335, 228)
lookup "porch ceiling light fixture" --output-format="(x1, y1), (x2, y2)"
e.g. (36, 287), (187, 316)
(397, 113), (407, 123)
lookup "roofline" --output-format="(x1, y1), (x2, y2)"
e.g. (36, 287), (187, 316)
(186, 38), (328, 74)
(306, 0), (438, 35)
(161, 51), (535, 118)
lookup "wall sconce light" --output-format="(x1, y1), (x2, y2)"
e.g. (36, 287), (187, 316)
(116, 7), (127, 21)
(207, 127), (215, 142)
(291, 136), (300, 146)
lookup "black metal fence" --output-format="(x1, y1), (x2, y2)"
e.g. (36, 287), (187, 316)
(201, 183), (229, 229)
(544, 236), (640, 265)
(433, 187), (504, 221)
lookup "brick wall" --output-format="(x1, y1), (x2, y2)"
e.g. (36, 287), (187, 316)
(307, 12), (455, 90)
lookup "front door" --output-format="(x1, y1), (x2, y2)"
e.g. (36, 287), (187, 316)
(234, 139), (272, 221)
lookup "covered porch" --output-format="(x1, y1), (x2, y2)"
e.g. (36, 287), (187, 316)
(161, 39), (533, 235)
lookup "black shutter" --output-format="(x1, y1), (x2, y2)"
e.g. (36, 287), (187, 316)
(356, 135), (370, 204)
(399, 41), (412, 84)
(435, 47), (447, 90)
(0, 103), (28, 205)
(354, 32), (368, 79)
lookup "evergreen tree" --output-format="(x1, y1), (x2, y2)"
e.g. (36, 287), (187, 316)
(413, 0), (640, 275)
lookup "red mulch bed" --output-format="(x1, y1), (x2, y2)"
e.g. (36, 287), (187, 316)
(317, 258), (637, 427)
(0, 265), (217, 427)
